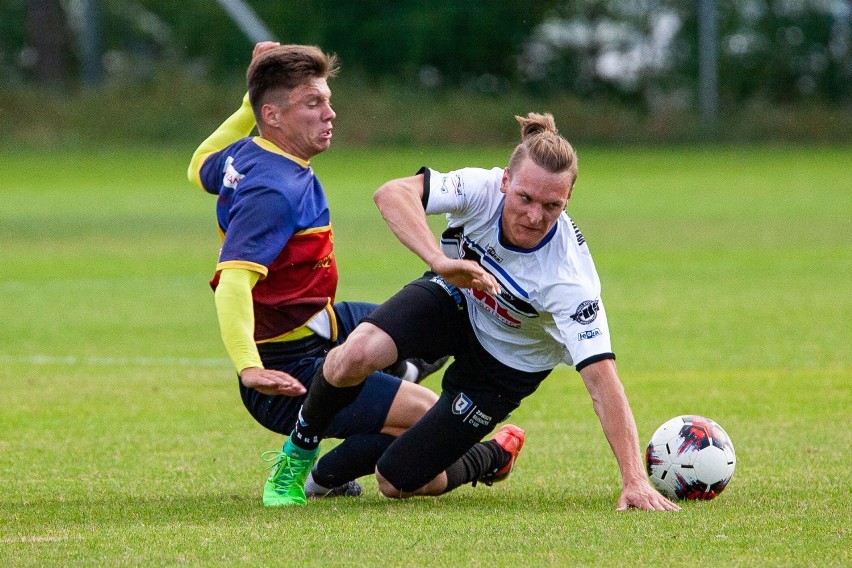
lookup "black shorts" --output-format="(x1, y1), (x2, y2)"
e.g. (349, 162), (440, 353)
(367, 273), (552, 491)
(363, 273), (551, 405)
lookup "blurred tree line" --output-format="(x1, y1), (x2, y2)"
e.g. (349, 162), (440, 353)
(1, 0), (849, 146)
(4, 1), (849, 103)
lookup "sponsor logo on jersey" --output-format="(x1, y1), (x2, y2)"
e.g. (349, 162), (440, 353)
(570, 219), (586, 246)
(485, 244), (503, 263)
(570, 299), (600, 324)
(470, 288), (522, 328)
(313, 252), (334, 269)
(441, 173), (464, 196)
(461, 235), (533, 303)
(222, 156), (244, 189)
(578, 328), (602, 341)
(445, 231), (538, 320)
(497, 287), (539, 318)
(452, 392), (473, 415)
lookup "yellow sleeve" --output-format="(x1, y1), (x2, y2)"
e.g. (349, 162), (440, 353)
(214, 267), (263, 373)
(187, 92), (256, 190)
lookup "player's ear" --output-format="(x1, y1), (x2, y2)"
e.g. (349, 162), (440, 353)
(260, 103), (280, 128)
(500, 168), (510, 194)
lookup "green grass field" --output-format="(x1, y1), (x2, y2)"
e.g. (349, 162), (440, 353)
(1, 144), (850, 566)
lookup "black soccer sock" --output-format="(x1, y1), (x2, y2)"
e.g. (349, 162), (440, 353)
(442, 440), (506, 493)
(311, 433), (397, 488)
(290, 367), (365, 451)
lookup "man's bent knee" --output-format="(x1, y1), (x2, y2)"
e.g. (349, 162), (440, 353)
(375, 469), (406, 499)
(376, 466), (446, 498)
(324, 323), (398, 383)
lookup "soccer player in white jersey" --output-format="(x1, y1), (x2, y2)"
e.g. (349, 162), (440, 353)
(282, 112), (680, 511)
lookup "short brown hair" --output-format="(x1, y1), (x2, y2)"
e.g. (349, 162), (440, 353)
(508, 112), (578, 184)
(246, 45), (339, 119)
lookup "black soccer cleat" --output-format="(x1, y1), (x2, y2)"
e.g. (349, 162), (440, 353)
(306, 480), (363, 498)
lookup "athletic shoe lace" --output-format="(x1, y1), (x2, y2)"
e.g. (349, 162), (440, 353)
(261, 450), (299, 490)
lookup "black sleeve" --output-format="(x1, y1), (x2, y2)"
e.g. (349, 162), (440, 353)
(416, 166), (430, 210)
(575, 352), (616, 372)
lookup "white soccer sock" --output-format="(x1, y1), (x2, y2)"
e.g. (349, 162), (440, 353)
(303, 472), (331, 496)
(401, 361), (419, 382)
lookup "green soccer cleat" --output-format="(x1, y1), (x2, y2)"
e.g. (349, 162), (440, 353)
(261, 442), (320, 507)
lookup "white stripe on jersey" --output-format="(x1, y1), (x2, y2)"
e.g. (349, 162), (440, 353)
(425, 167), (612, 372)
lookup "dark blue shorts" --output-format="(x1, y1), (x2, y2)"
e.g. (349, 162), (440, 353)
(239, 301), (402, 438)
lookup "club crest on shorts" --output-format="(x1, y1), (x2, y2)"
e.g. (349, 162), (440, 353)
(452, 392), (473, 415)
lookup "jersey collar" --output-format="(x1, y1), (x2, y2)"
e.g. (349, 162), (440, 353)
(252, 137), (311, 168)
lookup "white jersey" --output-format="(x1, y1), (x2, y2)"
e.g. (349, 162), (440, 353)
(423, 166), (614, 373)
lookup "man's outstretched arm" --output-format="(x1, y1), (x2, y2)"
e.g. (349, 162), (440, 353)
(579, 359), (680, 512)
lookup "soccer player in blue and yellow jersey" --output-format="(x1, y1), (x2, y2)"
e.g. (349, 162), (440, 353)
(187, 43), (441, 506)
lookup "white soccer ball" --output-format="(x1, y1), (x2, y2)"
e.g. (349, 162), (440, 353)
(645, 415), (736, 500)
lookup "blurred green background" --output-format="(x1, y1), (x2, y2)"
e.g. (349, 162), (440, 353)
(1, 0), (850, 147)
